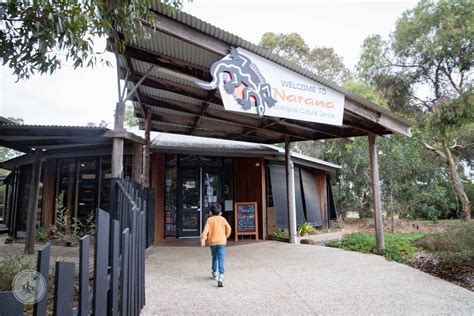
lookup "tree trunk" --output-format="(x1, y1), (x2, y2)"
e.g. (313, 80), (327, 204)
(442, 141), (471, 221)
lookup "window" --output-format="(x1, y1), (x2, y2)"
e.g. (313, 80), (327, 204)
(55, 155), (132, 222)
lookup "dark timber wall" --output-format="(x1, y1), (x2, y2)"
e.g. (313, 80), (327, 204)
(233, 157), (264, 240)
(151, 153), (166, 244)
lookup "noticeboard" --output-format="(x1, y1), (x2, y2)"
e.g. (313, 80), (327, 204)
(234, 202), (259, 241)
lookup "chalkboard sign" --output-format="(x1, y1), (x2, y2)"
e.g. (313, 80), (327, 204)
(234, 202), (259, 241)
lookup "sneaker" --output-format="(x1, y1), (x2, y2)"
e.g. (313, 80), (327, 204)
(212, 272), (219, 280)
(217, 274), (224, 287)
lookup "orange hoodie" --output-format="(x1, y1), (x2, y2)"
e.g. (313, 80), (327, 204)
(201, 215), (232, 246)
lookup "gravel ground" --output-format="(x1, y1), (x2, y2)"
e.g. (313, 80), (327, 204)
(142, 241), (474, 315)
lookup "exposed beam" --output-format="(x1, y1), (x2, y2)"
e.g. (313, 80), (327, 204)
(138, 94), (319, 141)
(345, 99), (411, 137)
(148, 13), (229, 56)
(122, 43), (212, 82)
(190, 102), (210, 135)
(120, 69), (221, 105)
(148, 120), (276, 143)
(123, 64), (155, 103)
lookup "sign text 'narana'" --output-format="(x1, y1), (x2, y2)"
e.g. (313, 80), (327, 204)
(196, 47), (345, 126)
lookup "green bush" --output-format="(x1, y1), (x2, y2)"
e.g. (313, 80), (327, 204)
(35, 226), (50, 242)
(273, 228), (288, 238)
(0, 254), (34, 291)
(325, 232), (425, 263)
(297, 222), (317, 236)
(464, 183), (474, 216)
(415, 224), (474, 269)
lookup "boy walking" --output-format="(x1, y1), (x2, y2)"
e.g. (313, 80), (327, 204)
(201, 203), (231, 287)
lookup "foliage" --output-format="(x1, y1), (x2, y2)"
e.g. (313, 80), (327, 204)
(0, 117), (24, 174)
(357, 0), (473, 220)
(297, 222), (317, 236)
(35, 226), (50, 242)
(86, 120), (108, 128)
(125, 104), (139, 128)
(415, 224), (474, 269)
(325, 232), (425, 263)
(0, 0), (184, 80)
(0, 253), (33, 291)
(465, 183), (474, 216)
(272, 228), (289, 238)
(259, 32), (351, 84)
(49, 196), (95, 245)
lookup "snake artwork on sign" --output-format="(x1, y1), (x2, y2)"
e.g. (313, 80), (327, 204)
(196, 47), (277, 118)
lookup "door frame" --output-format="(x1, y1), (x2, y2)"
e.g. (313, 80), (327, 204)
(176, 166), (225, 238)
(177, 166), (201, 238)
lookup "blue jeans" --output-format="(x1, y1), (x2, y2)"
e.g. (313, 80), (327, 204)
(210, 245), (225, 274)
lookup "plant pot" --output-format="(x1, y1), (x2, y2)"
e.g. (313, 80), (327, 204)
(0, 291), (24, 316)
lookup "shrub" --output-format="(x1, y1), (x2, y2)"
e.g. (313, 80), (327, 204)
(325, 232), (425, 263)
(35, 226), (50, 242)
(49, 196), (95, 246)
(297, 222), (317, 236)
(273, 228), (288, 238)
(415, 224), (474, 269)
(0, 253), (34, 291)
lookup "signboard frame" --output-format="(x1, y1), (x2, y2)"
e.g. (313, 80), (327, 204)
(234, 202), (259, 241)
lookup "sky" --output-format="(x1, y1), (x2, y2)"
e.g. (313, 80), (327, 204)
(0, 0), (419, 127)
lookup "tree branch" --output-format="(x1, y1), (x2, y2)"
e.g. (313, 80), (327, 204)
(424, 142), (448, 161)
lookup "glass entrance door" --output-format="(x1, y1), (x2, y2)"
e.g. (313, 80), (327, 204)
(201, 169), (222, 228)
(177, 167), (224, 238)
(178, 168), (201, 237)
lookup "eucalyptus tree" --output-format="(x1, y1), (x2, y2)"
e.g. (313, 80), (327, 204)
(358, 0), (473, 221)
(0, 0), (184, 80)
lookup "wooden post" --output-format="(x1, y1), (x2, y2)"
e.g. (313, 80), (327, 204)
(368, 134), (385, 254)
(132, 143), (143, 185)
(111, 101), (125, 179)
(285, 141), (298, 244)
(112, 46), (126, 180)
(260, 158), (267, 240)
(42, 159), (57, 229)
(25, 149), (42, 254)
(142, 112), (152, 188)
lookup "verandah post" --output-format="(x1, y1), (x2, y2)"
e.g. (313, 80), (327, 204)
(110, 38), (126, 219)
(25, 148), (42, 254)
(368, 133), (385, 254)
(142, 111), (151, 188)
(285, 140), (298, 244)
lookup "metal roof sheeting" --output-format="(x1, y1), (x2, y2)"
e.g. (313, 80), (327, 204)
(146, 1), (412, 127)
(150, 132), (341, 171)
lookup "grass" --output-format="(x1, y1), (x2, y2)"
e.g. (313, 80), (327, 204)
(325, 232), (426, 263)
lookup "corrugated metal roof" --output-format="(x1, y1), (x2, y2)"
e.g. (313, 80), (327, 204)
(143, 1), (412, 127)
(0, 124), (108, 130)
(150, 132), (341, 171)
(129, 26), (221, 69)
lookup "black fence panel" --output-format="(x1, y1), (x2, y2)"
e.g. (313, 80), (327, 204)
(34, 243), (51, 316)
(28, 178), (148, 316)
(53, 262), (75, 316)
(93, 209), (110, 315)
(108, 220), (120, 316)
(78, 236), (90, 316)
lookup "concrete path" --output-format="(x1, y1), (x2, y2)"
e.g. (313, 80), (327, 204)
(143, 241), (474, 315)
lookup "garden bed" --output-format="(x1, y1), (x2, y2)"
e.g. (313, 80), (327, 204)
(324, 223), (474, 292)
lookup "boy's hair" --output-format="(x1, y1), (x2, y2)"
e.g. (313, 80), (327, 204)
(210, 203), (222, 215)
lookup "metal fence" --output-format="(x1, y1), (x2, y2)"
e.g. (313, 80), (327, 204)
(9, 178), (151, 316)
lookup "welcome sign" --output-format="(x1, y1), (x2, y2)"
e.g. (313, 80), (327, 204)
(196, 47), (345, 126)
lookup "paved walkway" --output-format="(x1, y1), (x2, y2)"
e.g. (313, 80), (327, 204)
(143, 240), (474, 315)
(0, 236), (94, 275)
